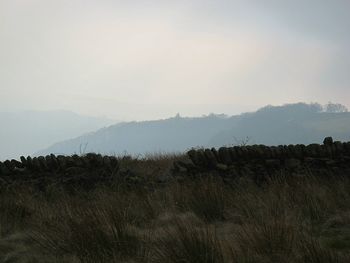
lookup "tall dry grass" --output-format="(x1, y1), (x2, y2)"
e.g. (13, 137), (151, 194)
(0, 156), (349, 262)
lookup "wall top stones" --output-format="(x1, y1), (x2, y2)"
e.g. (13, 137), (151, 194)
(0, 153), (119, 176)
(175, 137), (350, 175)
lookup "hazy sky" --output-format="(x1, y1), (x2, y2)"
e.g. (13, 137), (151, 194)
(1, 0), (349, 120)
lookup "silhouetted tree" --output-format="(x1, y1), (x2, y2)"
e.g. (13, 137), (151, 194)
(324, 102), (348, 113)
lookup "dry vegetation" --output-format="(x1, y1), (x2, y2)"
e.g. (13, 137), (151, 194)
(0, 155), (349, 262)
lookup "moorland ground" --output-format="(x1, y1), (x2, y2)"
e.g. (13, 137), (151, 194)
(0, 155), (350, 263)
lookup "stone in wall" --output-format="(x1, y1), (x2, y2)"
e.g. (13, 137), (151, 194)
(11, 159), (23, 169)
(211, 148), (219, 160)
(0, 162), (10, 175)
(324, 137), (333, 146)
(38, 156), (48, 171)
(20, 156), (27, 166)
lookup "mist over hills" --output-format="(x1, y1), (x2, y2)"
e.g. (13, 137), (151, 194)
(209, 103), (350, 146)
(36, 103), (350, 157)
(0, 111), (113, 160)
(35, 113), (236, 156)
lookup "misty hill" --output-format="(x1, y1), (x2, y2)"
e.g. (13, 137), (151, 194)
(36, 103), (350, 157)
(35, 113), (237, 156)
(209, 103), (350, 146)
(0, 111), (114, 160)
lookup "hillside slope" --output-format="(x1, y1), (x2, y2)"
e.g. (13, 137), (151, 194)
(209, 104), (350, 147)
(36, 103), (350, 156)
(36, 114), (238, 156)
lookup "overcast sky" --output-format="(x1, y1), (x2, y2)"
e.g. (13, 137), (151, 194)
(1, 0), (349, 120)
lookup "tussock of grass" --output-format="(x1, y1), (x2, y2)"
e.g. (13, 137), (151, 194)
(152, 218), (225, 263)
(0, 192), (31, 238)
(30, 192), (151, 263)
(172, 177), (227, 222)
(298, 238), (344, 263)
(232, 217), (297, 262)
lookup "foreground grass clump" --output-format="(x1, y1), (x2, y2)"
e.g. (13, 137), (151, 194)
(0, 155), (349, 262)
(172, 177), (227, 222)
(152, 218), (225, 263)
(31, 203), (146, 262)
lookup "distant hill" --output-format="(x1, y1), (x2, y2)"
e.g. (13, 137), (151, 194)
(36, 103), (350, 157)
(35, 113), (237, 156)
(0, 111), (114, 160)
(209, 103), (350, 147)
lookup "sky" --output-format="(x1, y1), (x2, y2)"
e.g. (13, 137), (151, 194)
(1, 0), (349, 121)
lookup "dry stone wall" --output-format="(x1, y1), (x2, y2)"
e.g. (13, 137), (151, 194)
(174, 137), (350, 180)
(0, 153), (120, 189)
(1, 137), (350, 188)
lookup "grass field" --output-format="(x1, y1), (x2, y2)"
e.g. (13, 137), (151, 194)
(0, 155), (349, 262)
